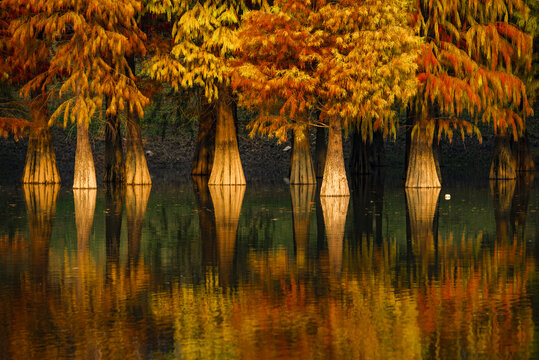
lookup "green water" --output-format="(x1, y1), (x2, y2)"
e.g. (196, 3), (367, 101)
(0, 175), (538, 359)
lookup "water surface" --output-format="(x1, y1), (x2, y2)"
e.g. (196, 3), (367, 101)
(1, 174), (538, 359)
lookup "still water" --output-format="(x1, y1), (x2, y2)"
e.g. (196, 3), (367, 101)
(0, 174), (538, 359)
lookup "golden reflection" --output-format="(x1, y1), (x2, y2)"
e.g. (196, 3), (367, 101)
(290, 184), (315, 270)
(209, 184), (245, 285)
(23, 183), (60, 280)
(105, 185), (124, 277)
(125, 185), (151, 266)
(1, 182), (536, 360)
(193, 176), (217, 266)
(321, 195), (349, 277)
(405, 187), (441, 272)
(490, 179), (516, 243)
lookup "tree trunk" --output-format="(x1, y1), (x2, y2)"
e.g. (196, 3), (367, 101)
(315, 126), (327, 178)
(192, 99), (217, 176)
(125, 185), (152, 267)
(489, 134), (517, 180)
(405, 121), (441, 188)
(104, 107), (125, 184)
(320, 118), (349, 196)
(193, 176), (217, 267)
(403, 109), (413, 180)
(320, 196), (349, 277)
(513, 131), (534, 172)
(73, 120), (97, 189)
(405, 187), (440, 272)
(125, 113), (152, 185)
(22, 99), (60, 184)
(208, 87), (245, 185)
(209, 185), (245, 285)
(290, 124), (316, 184)
(350, 130), (385, 176)
(23, 184), (60, 282)
(349, 129), (369, 175)
(291, 185), (315, 270)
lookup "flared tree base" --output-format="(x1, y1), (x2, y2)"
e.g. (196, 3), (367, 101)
(22, 128), (61, 184)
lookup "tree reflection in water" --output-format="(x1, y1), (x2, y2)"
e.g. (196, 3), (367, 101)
(321, 195), (349, 278)
(0, 181), (536, 359)
(290, 184), (315, 271)
(209, 184), (245, 285)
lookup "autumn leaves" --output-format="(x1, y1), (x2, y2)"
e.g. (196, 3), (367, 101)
(1, 0), (536, 191)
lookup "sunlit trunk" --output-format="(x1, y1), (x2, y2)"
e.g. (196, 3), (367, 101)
(105, 185), (124, 278)
(23, 98), (60, 184)
(290, 185), (315, 270)
(23, 184), (60, 282)
(490, 179), (516, 243)
(125, 185), (151, 267)
(104, 107), (125, 184)
(73, 119), (97, 189)
(513, 131), (534, 172)
(290, 124), (316, 185)
(125, 113), (152, 185)
(193, 176), (217, 267)
(405, 187), (440, 275)
(209, 185), (245, 285)
(489, 133), (516, 180)
(321, 196), (349, 277)
(208, 87), (245, 185)
(320, 118), (349, 196)
(405, 121), (441, 188)
(315, 126), (327, 179)
(192, 100), (217, 176)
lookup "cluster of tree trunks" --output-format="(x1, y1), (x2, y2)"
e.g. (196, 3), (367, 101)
(20, 93), (534, 190)
(22, 98), (60, 184)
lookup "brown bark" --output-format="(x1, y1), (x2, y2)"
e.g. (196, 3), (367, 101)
(125, 113), (152, 185)
(320, 118), (349, 196)
(290, 185), (315, 270)
(104, 106), (125, 184)
(320, 196), (349, 277)
(290, 124), (316, 184)
(489, 134), (517, 180)
(23, 184), (60, 282)
(513, 131), (535, 172)
(209, 184), (245, 285)
(490, 179), (516, 243)
(125, 185), (152, 266)
(22, 99), (60, 184)
(315, 126), (327, 178)
(405, 187), (440, 269)
(73, 120), (97, 189)
(350, 130), (385, 176)
(208, 87), (246, 185)
(192, 100), (217, 175)
(193, 176), (217, 267)
(405, 121), (441, 188)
